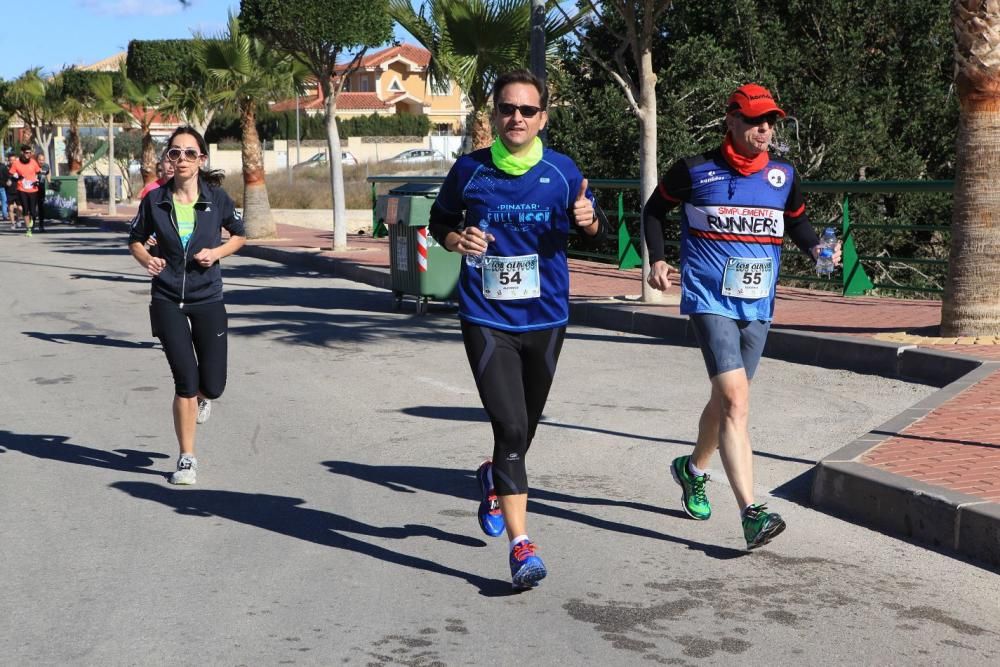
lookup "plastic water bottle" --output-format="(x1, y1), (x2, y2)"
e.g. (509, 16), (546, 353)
(816, 227), (837, 276)
(465, 220), (490, 268)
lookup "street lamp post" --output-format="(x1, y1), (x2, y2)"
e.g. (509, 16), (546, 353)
(530, 0), (547, 142)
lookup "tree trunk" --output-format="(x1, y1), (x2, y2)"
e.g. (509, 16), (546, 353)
(471, 109), (493, 150)
(141, 122), (157, 185)
(66, 118), (88, 213)
(637, 44), (662, 303)
(239, 101), (276, 239)
(941, 0), (1000, 336)
(323, 82), (348, 251)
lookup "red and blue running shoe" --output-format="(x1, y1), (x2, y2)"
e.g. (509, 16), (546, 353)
(509, 539), (547, 589)
(476, 460), (505, 537)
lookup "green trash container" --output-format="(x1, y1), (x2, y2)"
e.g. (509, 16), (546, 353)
(375, 183), (460, 314)
(44, 175), (79, 223)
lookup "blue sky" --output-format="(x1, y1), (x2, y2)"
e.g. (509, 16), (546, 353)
(3, 0), (415, 81)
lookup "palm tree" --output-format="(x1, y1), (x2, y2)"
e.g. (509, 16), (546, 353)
(4, 69), (57, 155)
(158, 82), (219, 139)
(198, 13), (304, 239)
(389, 0), (585, 149)
(941, 1), (1000, 336)
(55, 68), (102, 213)
(95, 61), (165, 186)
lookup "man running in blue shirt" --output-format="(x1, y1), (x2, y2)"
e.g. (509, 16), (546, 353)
(429, 70), (605, 589)
(643, 84), (841, 550)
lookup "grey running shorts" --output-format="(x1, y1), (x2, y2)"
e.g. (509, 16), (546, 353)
(690, 313), (771, 380)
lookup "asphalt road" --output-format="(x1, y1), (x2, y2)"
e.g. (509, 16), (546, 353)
(2, 225), (997, 666)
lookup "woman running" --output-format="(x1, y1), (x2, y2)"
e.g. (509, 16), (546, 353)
(128, 126), (246, 485)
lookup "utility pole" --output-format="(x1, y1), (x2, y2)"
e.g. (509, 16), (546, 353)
(107, 116), (116, 216)
(295, 94), (301, 170)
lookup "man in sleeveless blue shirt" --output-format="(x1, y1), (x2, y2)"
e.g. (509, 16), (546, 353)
(642, 84), (842, 550)
(430, 70), (605, 589)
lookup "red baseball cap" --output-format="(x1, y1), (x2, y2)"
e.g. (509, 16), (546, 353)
(726, 83), (785, 118)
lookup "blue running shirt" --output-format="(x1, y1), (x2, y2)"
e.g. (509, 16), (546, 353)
(430, 147), (594, 332)
(658, 149), (808, 321)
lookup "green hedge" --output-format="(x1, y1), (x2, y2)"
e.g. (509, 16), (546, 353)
(205, 110), (430, 143)
(126, 40), (200, 86)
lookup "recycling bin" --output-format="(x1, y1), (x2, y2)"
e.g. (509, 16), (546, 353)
(44, 175), (79, 222)
(375, 182), (460, 314)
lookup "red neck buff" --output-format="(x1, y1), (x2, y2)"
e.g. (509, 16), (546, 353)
(721, 133), (769, 176)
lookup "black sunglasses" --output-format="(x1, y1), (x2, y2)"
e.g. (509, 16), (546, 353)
(497, 102), (544, 118)
(165, 147), (204, 162)
(739, 112), (781, 126)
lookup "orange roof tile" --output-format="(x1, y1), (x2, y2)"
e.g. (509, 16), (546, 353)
(269, 95), (325, 113)
(334, 93), (389, 110)
(270, 92), (389, 113)
(337, 43), (431, 72)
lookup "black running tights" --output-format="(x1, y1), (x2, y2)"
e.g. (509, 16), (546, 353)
(461, 322), (566, 496)
(150, 299), (228, 399)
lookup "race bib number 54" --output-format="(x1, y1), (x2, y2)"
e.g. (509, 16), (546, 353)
(482, 254), (541, 300)
(721, 256), (774, 299)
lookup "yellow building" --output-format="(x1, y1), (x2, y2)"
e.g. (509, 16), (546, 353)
(271, 44), (468, 134)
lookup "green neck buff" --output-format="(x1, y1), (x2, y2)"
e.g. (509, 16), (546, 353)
(490, 137), (543, 176)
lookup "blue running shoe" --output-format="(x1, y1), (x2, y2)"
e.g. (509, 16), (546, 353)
(509, 539), (547, 590)
(476, 460), (505, 537)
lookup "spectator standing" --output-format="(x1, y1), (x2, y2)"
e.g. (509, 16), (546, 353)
(35, 152), (49, 232)
(0, 154), (10, 222)
(5, 153), (22, 227)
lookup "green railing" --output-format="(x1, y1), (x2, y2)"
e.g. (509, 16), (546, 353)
(368, 175), (953, 297)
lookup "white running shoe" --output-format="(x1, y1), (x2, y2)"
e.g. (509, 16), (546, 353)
(196, 397), (212, 424)
(169, 455), (197, 485)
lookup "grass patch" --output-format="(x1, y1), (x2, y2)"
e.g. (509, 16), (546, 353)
(220, 160), (453, 210)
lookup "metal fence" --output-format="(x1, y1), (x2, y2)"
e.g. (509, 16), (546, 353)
(368, 175), (953, 297)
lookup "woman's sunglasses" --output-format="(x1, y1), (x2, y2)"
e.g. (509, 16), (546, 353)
(165, 147), (204, 162)
(496, 102), (544, 118)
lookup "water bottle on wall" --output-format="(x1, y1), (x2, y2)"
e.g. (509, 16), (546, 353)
(465, 220), (490, 268)
(816, 227), (837, 276)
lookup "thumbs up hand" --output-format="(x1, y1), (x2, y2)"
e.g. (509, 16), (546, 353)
(572, 178), (597, 232)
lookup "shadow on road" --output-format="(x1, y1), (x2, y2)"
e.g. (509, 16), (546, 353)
(227, 309), (461, 347)
(323, 461), (746, 560)
(110, 481), (514, 596)
(69, 272), (150, 284)
(22, 331), (158, 349)
(0, 430), (169, 476)
(401, 405), (696, 446)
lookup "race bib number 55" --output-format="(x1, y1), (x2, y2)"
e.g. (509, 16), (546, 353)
(721, 256), (774, 299)
(482, 254), (541, 300)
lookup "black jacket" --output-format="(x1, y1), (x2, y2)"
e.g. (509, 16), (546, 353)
(128, 179), (246, 306)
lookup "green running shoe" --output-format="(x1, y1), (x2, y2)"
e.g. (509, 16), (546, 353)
(670, 455), (711, 520)
(742, 503), (786, 550)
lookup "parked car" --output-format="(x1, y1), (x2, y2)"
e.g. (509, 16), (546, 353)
(293, 151), (358, 169)
(382, 148), (448, 164)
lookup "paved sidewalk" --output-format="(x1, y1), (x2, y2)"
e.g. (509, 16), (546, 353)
(90, 210), (1000, 570)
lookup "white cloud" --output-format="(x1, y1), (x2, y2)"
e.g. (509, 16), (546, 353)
(77, 0), (184, 18)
